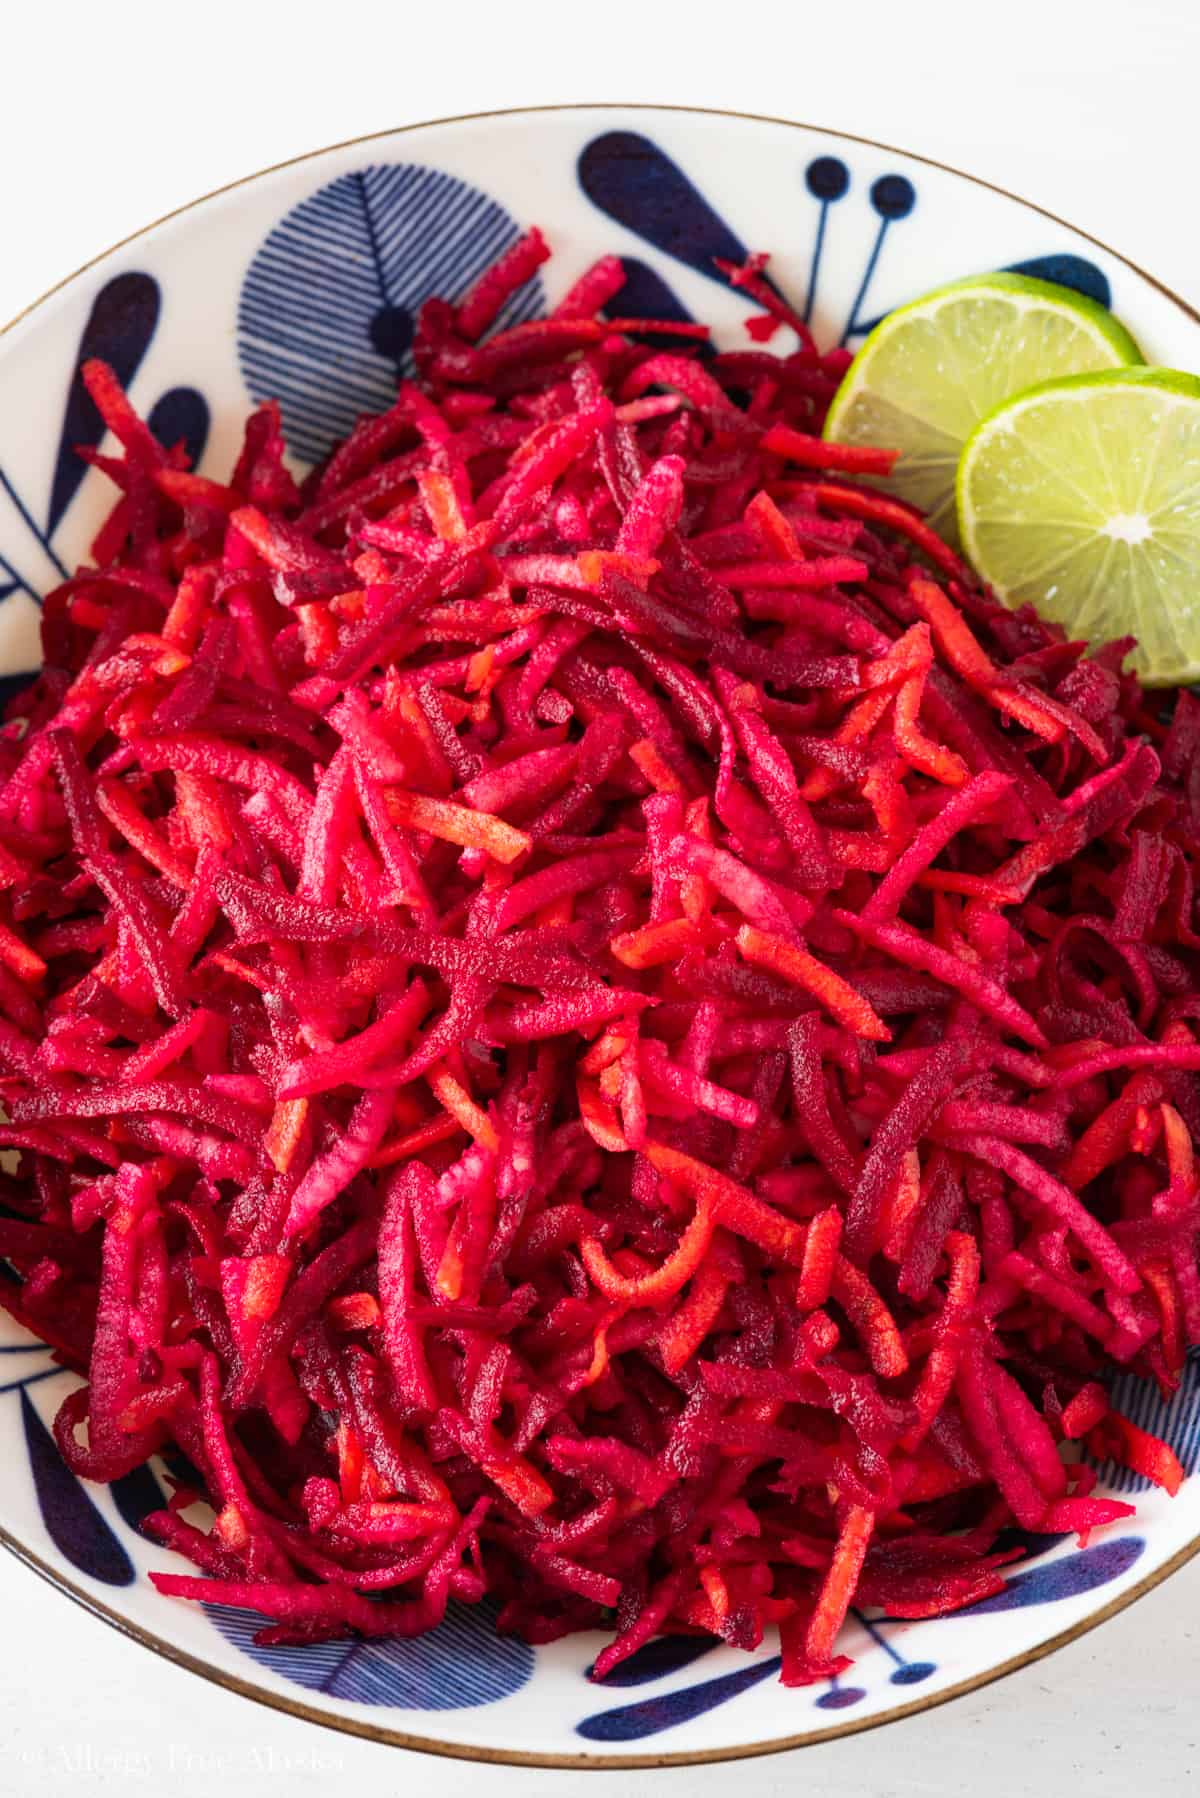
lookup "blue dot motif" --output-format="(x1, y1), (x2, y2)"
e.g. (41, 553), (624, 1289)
(806, 157), (850, 202)
(816, 1683), (868, 1709)
(890, 1660), (937, 1685)
(870, 174), (916, 220)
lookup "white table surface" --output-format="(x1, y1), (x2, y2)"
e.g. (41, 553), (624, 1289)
(1, 2), (1198, 1790)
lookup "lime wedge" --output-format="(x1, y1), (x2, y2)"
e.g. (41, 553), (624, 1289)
(957, 367), (1200, 686)
(823, 274), (1142, 545)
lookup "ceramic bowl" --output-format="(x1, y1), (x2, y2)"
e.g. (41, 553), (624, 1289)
(2, 104), (1198, 1769)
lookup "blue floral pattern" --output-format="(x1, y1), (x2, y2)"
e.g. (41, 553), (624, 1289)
(207, 1600), (534, 1710)
(1094, 1351), (1200, 1494)
(0, 270), (210, 696)
(574, 1537), (1148, 1741)
(238, 163), (544, 466)
(19, 1387), (133, 1587)
(0, 121), (1188, 1753)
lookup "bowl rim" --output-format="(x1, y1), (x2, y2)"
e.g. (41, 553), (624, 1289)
(2, 102), (1198, 1771)
(5, 102), (1199, 343)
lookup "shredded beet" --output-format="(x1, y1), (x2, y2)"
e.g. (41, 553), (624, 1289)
(0, 242), (1193, 1681)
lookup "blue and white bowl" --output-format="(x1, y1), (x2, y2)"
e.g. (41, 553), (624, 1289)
(1, 104), (1198, 1768)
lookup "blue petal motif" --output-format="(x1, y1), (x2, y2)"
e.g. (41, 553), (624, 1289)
(578, 132), (751, 286)
(604, 257), (696, 323)
(161, 1446), (205, 1490)
(206, 1600), (533, 1710)
(48, 272), (161, 535)
(851, 251), (1112, 342)
(19, 1388), (134, 1586)
(575, 1535), (1148, 1739)
(148, 389), (211, 471)
(576, 1655), (780, 1743)
(110, 1462), (166, 1533)
(992, 1526), (1072, 1558)
(238, 164), (544, 466)
(0, 671), (38, 709)
(1004, 254), (1111, 308)
(601, 258), (717, 363)
(965, 1536), (1145, 1613)
(589, 1633), (717, 1686)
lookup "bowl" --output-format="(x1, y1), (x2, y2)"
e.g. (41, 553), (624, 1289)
(1, 104), (1198, 1769)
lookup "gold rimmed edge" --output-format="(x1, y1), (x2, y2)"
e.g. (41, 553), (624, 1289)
(1, 102), (1198, 1769)
(3, 103), (1198, 344)
(3, 1512), (1199, 1771)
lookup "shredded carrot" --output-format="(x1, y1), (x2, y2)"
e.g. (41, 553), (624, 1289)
(735, 924), (890, 1042)
(384, 788), (530, 862)
(5, 244), (1197, 1693)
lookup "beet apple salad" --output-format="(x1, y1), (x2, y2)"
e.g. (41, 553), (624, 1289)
(2, 232), (1200, 1686)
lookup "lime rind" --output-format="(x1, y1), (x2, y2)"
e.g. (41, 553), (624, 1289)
(956, 367), (1200, 687)
(849, 269), (1142, 359)
(825, 275), (1143, 433)
(823, 273), (1144, 547)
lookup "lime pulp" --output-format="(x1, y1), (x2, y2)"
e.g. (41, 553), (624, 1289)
(823, 272), (1143, 546)
(956, 366), (1200, 687)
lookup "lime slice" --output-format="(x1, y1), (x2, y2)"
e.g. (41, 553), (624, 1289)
(823, 273), (1142, 545)
(957, 367), (1200, 686)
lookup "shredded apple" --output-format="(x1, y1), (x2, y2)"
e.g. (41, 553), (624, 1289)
(0, 236), (1194, 1683)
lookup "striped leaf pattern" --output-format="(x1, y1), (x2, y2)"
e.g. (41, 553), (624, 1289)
(1096, 1351), (1200, 1495)
(238, 163), (543, 465)
(206, 1599), (534, 1710)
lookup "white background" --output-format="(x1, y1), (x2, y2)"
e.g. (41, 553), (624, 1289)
(1, 2), (1198, 1791)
